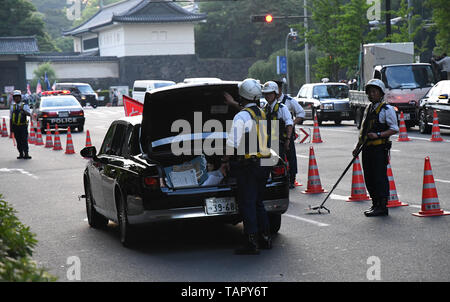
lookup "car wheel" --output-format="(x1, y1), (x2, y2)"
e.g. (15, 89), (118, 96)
(419, 109), (432, 134)
(78, 125), (84, 132)
(117, 191), (136, 247)
(268, 213), (281, 234)
(84, 180), (108, 229)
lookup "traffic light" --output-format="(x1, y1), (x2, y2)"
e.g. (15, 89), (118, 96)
(251, 14), (274, 23)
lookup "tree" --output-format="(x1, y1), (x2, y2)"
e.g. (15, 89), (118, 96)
(0, 0), (58, 52)
(31, 62), (56, 91)
(426, 0), (450, 54)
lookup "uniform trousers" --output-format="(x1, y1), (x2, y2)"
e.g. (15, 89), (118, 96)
(361, 145), (389, 200)
(286, 131), (298, 183)
(12, 124), (29, 155)
(230, 158), (270, 235)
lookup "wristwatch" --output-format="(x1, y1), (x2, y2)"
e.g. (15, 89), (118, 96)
(377, 132), (382, 138)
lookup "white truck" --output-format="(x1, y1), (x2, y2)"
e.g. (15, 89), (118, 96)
(350, 43), (436, 128)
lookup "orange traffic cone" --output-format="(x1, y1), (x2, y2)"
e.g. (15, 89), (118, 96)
(386, 161), (408, 208)
(53, 124), (63, 151)
(397, 111), (411, 142)
(430, 110), (443, 142)
(35, 121), (44, 146)
(65, 127), (75, 154)
(312, 114), (323, 143)
(28, 120), (36, 144)
(2, 118), (8, 137)
(412, 157), (450, 217)
(85, 130), (92, 147)
(45, 123), (53, 148)
(347, 156), (371, 202)
(302, 146), (326, 194)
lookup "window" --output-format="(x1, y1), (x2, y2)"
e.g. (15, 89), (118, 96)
(109, 124), (127, 156)
(99, 124), (116, 155)
(83, 37), (99, 50)
(382, 65), (435, 89)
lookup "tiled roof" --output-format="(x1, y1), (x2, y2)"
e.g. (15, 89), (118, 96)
(63, 0), (207, 36)
(0, 36), (39, 54)
(25, 53), (118, 62)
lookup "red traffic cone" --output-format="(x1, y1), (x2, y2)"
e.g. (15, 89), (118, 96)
(412, 157), (450, 217)
(53, 124), (63, 151)
(45, 123), (53, 148)
(2, 118), (8, 137)
(65, 127), (75, 154)
(347, 156), (371, 202)
(430, 110), (443, 142)
(35, 121), (44, 146)
(302, 146), (326, 194)
(85, 130), (92, 147)
(28, 120), (36, 144)
(397, 111), (411, 142)
(386, 161), (408, 208)
(312, 114), (323, 143)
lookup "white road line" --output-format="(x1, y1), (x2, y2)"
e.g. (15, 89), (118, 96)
(408, 204), (421, 209)
(0, 168), (38, 179)
(435, 179), (450, 184)
(296, 154), (309, 159)
(330, 194), (350, 201)
(285, 214), (330, 227)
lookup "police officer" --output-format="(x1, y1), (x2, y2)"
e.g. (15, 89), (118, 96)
(10, 90), (32, 159)
(275, 80), (305, 188)
(224, 78), (272, 255)
(261, 81), (293, 161)
(352, 79), (398, 217)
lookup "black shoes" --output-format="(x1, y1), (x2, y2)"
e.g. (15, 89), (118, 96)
(17, 153), (31, 159)
(365, 198), (388, 217)
(23, 153), (32, 159)
(259, 232), (272, 250)
(17, 153), (24, 159)
(235, 234), (260, 255)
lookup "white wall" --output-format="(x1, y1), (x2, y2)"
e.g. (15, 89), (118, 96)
(26, 61), (119, 80)
(98, 26), (126, 57)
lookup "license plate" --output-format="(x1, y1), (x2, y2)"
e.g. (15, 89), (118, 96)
(50, 118), (76, 123)
(341, 112), (349, 117)
(205, 197), (237, 215)
(59, 112), (69, 117)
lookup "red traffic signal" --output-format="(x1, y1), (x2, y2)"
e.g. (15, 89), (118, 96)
(265, 14), (273, 23)
(251, 14), (274, 23)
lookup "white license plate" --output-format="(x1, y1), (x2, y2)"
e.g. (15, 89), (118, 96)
(59, 112), (69, 117)
(50, 118), (76, 123)
(341, 112), (349, 117)
(205, 197), (237, 215)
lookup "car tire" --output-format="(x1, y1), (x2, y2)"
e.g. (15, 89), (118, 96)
(78, 125), (84, 132)
(84, 180), (108, 229)
(268, 213), (281, 234)
(419, 109), (432, 134)
(116, 190), (136, 247)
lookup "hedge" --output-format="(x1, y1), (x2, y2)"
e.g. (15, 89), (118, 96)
(0, 194), (56, 281)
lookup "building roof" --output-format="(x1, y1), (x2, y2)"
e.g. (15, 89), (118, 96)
(25, 52), (118, 62)
(63, 0), (207, 36)
(0, 36), (39, 55)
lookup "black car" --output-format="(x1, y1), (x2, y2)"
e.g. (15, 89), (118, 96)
(32, 91), (85, 132)
(54, 82), (98, 108)
(80, 82), (290, 246)
(418, 80), (450, 134)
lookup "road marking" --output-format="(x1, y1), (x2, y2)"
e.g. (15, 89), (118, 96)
(0, 168), (38, 179)
(435, 179), (450, 184)
(296, 154), (309, 159)
(408, 204), (421, 209)
(330, 194), (350, 201)
(285, 214), (330, 227)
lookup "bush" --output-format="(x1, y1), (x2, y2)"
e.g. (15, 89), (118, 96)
(0, 194), (56, 281)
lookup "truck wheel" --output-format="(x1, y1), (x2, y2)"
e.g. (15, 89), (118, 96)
(419, 110), (432, 134)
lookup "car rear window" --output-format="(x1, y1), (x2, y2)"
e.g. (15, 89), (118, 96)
(41, 97), (80, 108)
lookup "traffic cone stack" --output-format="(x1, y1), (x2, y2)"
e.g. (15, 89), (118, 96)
(386, 161), (408, 208)
(347, 156), (371, 202)
(312, 114), (323, 143)
(53, 124), (63, 151)
(85, 130), (92, 147)
(412, 157), (450, 217)
(35, 121), (44, 146)
(430, 110), (443, 142)
(65, 127), (75, 154)
(302, 146), (326, 194)
(397, 111), (411, 142)
(28, 120), (36, 144)
(2, 118), (8, 137)
(45, 123), (53, 148)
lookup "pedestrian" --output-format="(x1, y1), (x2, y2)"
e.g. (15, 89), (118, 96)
(352, 79), (398, 217)
(274, 80), (305, 188)
(224, 78), (272, 255)
(433, 53), (450, 80)
(112, 89), (119, 106)
(261, 81), (293, 161)
(10, 90), (32, 159)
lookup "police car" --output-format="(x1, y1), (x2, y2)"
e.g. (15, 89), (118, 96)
(32, 90), (85, 133)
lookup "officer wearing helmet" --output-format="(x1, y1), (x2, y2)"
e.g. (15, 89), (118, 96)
(352, 79), (398, 217)
(10, 90), (32, 159)
(261, 81), (293, 160)
(224, 79), (272, 255)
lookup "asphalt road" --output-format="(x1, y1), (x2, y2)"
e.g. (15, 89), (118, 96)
(0, 106), (449, 283)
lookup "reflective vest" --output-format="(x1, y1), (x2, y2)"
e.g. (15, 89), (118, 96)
(11, 103), (28, 126)
(264, 102), (287, 147)
(240, 106), (271, 159)
(359, 101), (389, 146)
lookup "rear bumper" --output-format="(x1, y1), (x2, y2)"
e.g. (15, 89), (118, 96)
(38, 116), (85, 129)
(127, 198), (289, 225)
(317, 110), (354, 121)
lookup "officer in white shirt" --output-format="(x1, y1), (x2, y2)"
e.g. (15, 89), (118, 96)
(275, 80), (305, 188)
(10, 90), (32, 159)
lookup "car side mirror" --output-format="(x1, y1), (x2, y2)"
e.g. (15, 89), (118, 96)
(81, 146), (97, 159)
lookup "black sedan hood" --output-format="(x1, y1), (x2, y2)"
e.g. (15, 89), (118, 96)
(140, 82), (240, 155)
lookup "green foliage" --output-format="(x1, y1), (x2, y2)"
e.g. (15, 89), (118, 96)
(426, 0), (450, 54)
(0, 194), (56, 281)
(31, 62), (56, 90)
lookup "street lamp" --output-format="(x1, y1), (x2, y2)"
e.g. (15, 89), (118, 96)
(285, 28), (297, 95)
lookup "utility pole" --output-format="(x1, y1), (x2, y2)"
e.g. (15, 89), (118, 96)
(386, 0), (391, 42)
(304, 0), (310, 84)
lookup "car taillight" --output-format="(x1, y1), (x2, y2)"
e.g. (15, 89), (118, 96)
(144, 177), (159, 189)
(70, 110), (84, 116)
(41, 112), (57, 118)
(272, 165), (286, 178)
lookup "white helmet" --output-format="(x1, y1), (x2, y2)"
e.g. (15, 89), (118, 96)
(238, 78), (262, 101)
(261, 81), (279, 94)
(365, 79), (386, 95)
(13, 90), (21, 96)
